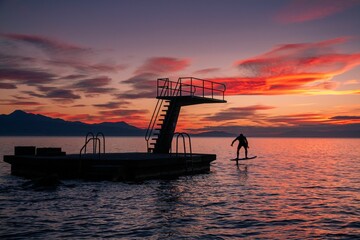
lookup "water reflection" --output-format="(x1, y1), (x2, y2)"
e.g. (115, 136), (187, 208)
(0, 137), (359, 238)
(153, 181), (181, 238)
(236, 164), (249, 183)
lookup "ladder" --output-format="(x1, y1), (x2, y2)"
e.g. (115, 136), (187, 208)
(80, 132), (106, 159)
(172, 132), (193, 172)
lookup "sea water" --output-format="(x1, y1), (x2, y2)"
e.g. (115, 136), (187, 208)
(0, 137), (359, 239)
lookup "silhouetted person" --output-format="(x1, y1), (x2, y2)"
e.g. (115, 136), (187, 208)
(231, 133), (248, 159)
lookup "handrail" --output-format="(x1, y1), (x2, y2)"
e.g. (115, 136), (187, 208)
(85, 132), (95, 154)
(171, 132), (192, 158)
(145, 79), (170, 150)
(80, 137), (101, 159)
(80, 132), (105, 159)
(172, 132), (193, 172)
(157, 77), (226, 100)
(145, 98), (164, 151)
(179, 77), (226, 100)
(78, 132), (105, 175)
(96, 132), (105, 155)
(157, 79), (197, 97)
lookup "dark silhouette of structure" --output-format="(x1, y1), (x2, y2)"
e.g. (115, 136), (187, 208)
(231, 133), (248, 159)
(4, 77), (228, 181)
(146, 77), (226, 153)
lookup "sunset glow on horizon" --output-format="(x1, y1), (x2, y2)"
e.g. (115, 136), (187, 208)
(0, 0), (359, 134)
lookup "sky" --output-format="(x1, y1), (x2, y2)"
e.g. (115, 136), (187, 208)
(0, 0), (360, 135)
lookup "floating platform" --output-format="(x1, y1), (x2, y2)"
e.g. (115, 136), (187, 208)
(3, 149), (216, 181)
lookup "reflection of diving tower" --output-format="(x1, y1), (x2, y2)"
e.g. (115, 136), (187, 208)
(145, 77), (226, 153)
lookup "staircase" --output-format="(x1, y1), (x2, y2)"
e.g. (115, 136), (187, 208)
(145, 77), (226, 154)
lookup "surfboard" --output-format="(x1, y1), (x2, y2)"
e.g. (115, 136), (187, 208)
(230, 156), (257, 161)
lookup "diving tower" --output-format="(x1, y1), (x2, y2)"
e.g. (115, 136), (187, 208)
(145, 77), (226, 154)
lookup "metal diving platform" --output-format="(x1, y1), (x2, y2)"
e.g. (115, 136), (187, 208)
(146, 77), (226, 154)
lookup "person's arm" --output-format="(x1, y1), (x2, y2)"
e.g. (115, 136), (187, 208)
(231, 138), (237, 146)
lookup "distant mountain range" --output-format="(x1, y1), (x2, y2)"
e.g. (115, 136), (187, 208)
(0, 110), (145, 136)
(0, 110), (236, 137)
(1, 110), (359, 137)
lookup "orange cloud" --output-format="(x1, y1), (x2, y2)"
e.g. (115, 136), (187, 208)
(329, 115), (360, 124)
(213, 38), (360, 95)
(268, 113), (360, 125)
(275, 0), (360, 23)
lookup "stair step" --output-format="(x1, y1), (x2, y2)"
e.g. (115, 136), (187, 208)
(160, 114), (166, 116)
(151, 138), (158, 140)
(150, 143), (156, 145)
(158, 118), (164, 121)
(155, 128), (161, 131)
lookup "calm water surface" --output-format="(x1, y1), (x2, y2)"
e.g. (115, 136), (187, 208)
(0, 137), (359, 239)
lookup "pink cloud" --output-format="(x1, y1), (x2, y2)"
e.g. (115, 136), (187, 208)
(0, 100), (42, 106)
(45, 89), (81, 100)
(72, 76), (116, 94)
(275, 0), (360, 23)
(135, 57), (190, 74)
(94, 100), (130, 109)
(0, 82), (17, 89)
(23, 87), (81, 102)
(47, 59), (126, 73)
(0, 68), (57, 85)
(193, 67), (221, 75)
(116, 73), (158, 99)
(1, 33), (127, 74)
(1, 33), (89, 54)
(73, 76), (112, 88)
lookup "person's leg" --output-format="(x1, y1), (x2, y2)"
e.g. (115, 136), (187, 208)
(245, 147), (248, 158)
(237, 145), (241, 159)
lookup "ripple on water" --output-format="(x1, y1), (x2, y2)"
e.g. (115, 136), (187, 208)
(1, 137), (360, 239)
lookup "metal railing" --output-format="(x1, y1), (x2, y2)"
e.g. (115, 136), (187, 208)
(171, 132), (193, 172)
(157, 78), (196, 97)
(157, 77), (226, 101)
(172, 132), (192, 158)
(80, 132), (105, 159)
